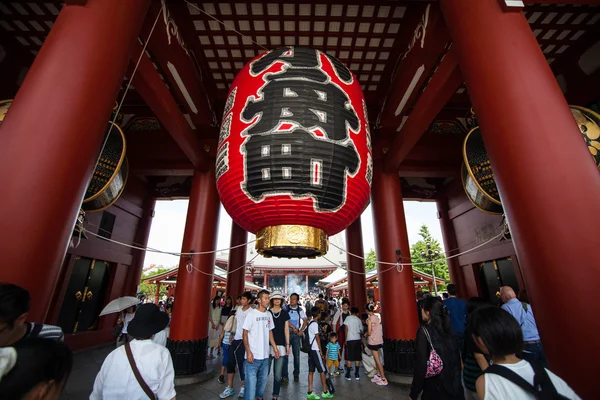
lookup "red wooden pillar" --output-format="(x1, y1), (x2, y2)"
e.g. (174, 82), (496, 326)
(126, 196), (156, 296)
(263, 272), (268, 288)
(225, 222), (247, 298)
(0, 0), (150, 322)
(345, 218), (368, 309)
(168, 169), (220, 375)
(436, 190), (466, 298)
(371, 163), (419, 374)
(440, 1), (600, 397)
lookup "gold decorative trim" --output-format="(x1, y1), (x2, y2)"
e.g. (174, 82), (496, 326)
(256, 225), (328, 258)
(83, 122), (127, 203)
(85, 159), (129, 213)
(462, 126), (502, 206)
(461, 164), (504, 215)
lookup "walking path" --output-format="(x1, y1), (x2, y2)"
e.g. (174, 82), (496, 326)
(60, 344), (410, 400)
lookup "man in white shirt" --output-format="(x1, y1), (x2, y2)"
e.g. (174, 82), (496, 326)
(91, 304), (175, 400)
(220, 291), (254, 399)
(343, 307), (363, 381)
(242, 290), (278, 400)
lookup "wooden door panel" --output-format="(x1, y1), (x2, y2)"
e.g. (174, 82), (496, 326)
(57, 257), (92, 334)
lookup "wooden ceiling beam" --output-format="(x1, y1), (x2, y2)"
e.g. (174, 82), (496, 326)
(378, 4), (452, 127)
(384, 48), (463, 172)
(168, 0), (220, 103)
(140, 1), (215, 129)
(397, 162), (460, 178)
(130, 161), (194, 176)
(129, 41), (209, 172)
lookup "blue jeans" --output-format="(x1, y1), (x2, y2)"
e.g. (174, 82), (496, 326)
(282, 333), (301, 378)
(244, 358), (269, 400)
(268, 355), (286, 396)
(522, 342), (547, 368)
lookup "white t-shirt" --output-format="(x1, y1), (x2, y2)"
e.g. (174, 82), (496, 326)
(242, 308), (274, 360)
(484, 360), (581, 400)
(343, 315), (363, 341)
(121, 312), (135, 334)
(234, 306), (251, 341)
(90, 339), (176, 400)
(152, 327), (169, 347)
(307, 320), (320, 351)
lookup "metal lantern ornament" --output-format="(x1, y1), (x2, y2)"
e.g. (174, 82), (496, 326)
(462, 105), (600, 214)
(216, 47), (372, 258)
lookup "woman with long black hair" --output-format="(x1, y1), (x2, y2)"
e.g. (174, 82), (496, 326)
(208, 296), (223, 360)
(410, 296), (464, 400)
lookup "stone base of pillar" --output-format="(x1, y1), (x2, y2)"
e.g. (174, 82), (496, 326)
(167, 337), (208, 376)
(383, 337), (416, 374)
(384, 371), (413, 386)
(174, 368), (215, 386)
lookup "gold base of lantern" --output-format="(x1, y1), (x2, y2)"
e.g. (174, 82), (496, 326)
(256, 225), (328, 258)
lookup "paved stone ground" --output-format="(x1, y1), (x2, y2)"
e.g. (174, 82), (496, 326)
(60, 344), (410, 400)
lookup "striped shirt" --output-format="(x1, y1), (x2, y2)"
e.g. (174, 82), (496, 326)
(15, 323), (64, 346)
(326, 342), (340, 361)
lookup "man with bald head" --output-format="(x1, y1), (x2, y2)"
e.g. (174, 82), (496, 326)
(500, 286), (547, 367)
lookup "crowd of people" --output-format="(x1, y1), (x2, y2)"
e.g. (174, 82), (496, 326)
(0, 281), (583, 400)
(214, 290), (386, 400)
(410, 284), (581, 400)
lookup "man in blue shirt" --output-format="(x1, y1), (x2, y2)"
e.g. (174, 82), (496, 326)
(443, 284), (467, 351)
(500, 286), (547, 367)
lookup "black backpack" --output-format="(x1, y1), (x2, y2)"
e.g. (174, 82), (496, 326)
(484, 362), (569, 400)
(301, 321), (317, 353)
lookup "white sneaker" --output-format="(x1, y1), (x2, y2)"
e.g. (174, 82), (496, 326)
(237, 387), (245, 399)
(370, 375), (381, 383)
(219, 387), (235, 399)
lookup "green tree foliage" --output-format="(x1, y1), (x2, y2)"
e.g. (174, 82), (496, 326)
(410, 225), (450, 291)
(139, 266), (174, 298)
(365, 249), (377, 271)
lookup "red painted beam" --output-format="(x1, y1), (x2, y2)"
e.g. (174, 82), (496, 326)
(398, 162), (460, 178)
(130, 41), (209, 172)
(384, 48), (462, 172)
(140, 1), (215, 128)
(378, 4), (452, 127)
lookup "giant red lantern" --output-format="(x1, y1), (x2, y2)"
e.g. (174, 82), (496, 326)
(216, 47), (371, 258)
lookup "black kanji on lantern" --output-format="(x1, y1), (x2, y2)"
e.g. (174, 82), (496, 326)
(239, 47), (362, 211)
(243, 130), (359, 211)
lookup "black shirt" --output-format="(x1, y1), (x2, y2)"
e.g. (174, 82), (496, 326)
(269, 309), (290, 346)
(410, 326), (464, 400)
(222, 305), (233, 317)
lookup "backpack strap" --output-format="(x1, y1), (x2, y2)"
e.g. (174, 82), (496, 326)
(530, 361), (563, 397)
(484, 364), (538, 396)
(125, 343), (156, 400)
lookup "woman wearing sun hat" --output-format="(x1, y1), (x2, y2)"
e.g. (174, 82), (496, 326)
(268, 290), (291, 400)
(91, 303), (175, 400)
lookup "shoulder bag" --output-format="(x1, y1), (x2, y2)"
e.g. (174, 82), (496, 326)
(125, 343), (157, 399)
(422, 327), (444, 378)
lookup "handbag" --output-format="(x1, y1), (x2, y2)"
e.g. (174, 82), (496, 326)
(113, 323), (123, 337)
(422, 327), (443, 378)
(125, 343), (157, 399)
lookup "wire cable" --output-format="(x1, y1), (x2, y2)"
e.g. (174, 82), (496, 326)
(83, 228), (260, 256)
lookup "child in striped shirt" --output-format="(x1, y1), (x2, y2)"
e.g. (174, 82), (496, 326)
(325, 333), (342, 379)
